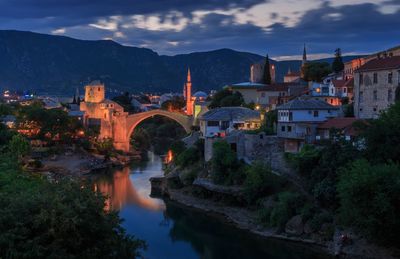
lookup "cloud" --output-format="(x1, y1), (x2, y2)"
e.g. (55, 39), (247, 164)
(0, 0), (398, 57)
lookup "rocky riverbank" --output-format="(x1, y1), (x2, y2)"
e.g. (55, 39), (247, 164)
(150, 175), (399, 259)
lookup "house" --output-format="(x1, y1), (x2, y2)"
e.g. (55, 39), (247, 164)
(199, 107), (261, 138)
(316, 117), (359, 141)
(332, 79), (354, 100)
(256, 83), (308, 111)
(277, 99), (339, 152)
(354, 56), (400, 119)
(284, 69), (301, 83)
(225, 82), (266, 104)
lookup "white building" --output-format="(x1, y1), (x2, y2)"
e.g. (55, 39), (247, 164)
(277, 99), (339, 152)
(199, 107), (262, 138)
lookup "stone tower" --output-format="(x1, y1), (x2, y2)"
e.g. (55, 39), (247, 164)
(185, 68), (194, 116)
(84, 81), (105, 103)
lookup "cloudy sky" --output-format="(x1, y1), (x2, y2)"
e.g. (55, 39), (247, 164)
(0, 0), (399, 59)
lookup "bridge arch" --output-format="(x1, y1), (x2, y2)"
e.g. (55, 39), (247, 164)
(112, 109), (192, 152)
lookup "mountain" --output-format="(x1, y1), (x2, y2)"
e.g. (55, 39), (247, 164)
(0, 30), (362, 95)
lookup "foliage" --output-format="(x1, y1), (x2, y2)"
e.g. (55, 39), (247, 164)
(211, 140), (245, 185)
(161, 96), (185, 112)
(0, 123), (16, 146)
(243, 161), (286, 204)
(0, 103), (12, 116)
(131, 127), (151, 151)
(332, 48), (344, 73)
(343, 103), (354, 117)
(208, 89), (244, 109)
(176, 147), (201, 169)
(8, 134), (30, 158)
(95, 138), (114, 155)
(259, 191), (305, 230)
(337, 160), (400, 246)
(362, 101), (400, 163)
(286, 145), (320, 176)
(263, 54), (272, 84)
(170, 140), (186, 157)
(301, 62), (332, 82)
(112, 92), (137, 114)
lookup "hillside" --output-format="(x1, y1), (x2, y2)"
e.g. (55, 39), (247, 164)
(0, 30), (361, 95)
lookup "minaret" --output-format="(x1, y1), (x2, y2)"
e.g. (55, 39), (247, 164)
(301, 44), (307, 79)
(185, 68), (193, 116)
(302, 44), (307, 66)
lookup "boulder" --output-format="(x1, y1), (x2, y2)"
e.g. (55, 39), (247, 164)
(285, 215), (304, 236)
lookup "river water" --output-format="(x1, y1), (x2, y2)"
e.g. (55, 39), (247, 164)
(93, 152), (331, 259)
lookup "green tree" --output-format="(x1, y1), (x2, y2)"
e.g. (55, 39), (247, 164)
(244, 161), (285, 204)
(337, 160), (400, 246)
(208, 89), (244, 109)
(131, 128), (151, 151)
(95, 138), (114, 155)
(8, 134), (30, 158)
(263, 54), (272, 84)
(332, 48), (344, 73)
(112, 92), (137, 114)
(161, 96), (185, 111)
(362, 101), (400, 163)
(301, 62), (332, 82)
(211, 140), (244, 185)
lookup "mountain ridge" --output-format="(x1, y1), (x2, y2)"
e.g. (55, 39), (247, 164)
(0, 30), (361, 95)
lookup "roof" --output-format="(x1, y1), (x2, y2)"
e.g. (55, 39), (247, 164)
(200, 107), (260, 121)
(225, 82), (266, 89)
(277, 98), (339, 110)
(318, 117), (357, 129)
(286, 71), (301, 77)
(356, 56), (400, 72)
(193, 91), (208, 98)
(257, 83), (291, 92)
(68, 111), (84, 117)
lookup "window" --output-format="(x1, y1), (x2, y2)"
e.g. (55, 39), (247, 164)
(359, 91), (364, 103)
(388, 89), (393, 102)
(388, 72), (393, 84)
(289, 112), (293, 121)
(359, 73), (363, 85)
(221, 121), (229, 130)
(313, 111), (319, 117)
(373, 90), (377, 101)
(330, 99), (333, 104)
(281, 126), (286, 132)
(207, 121), (219, 127)
(261, 92), (266, 97)
(373, 107), (377, 112)
(373, 73), (378, 84)
(343, 88), (347, 93)
(287, 126), (292, 132)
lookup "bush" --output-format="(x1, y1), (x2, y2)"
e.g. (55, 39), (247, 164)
(176, 147), (200, 169)
(260, 191), (305, 230)
(286, 145), (320, 176)
(337, 159), (400, 246)
(243, 161), (285, 204)
(211, 140), (244, 185)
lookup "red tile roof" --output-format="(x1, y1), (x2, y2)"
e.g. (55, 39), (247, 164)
(332, 78), (354, 88)
(318, 117), (357, 129)
(356, 56), (400, 72)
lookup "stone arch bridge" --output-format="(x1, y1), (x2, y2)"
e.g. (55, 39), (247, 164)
(100, 109), (193, 152)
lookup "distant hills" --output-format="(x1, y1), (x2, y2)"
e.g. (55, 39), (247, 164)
(0, 30), (361, 95)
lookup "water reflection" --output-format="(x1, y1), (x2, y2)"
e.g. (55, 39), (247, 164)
(93, 152), (331, 259)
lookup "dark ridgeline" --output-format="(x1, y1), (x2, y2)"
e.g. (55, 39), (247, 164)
(0, 30), (360, 94)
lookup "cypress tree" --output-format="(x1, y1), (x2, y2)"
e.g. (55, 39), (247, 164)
(332, 48), (344, 73)
(263, 54), (272, 85)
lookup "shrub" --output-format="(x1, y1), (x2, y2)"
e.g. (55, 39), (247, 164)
(176, 147), (200, 169)
(243, 161), (285, 204)
(337, 160), (400, 246)
(268, 191), (305, 230)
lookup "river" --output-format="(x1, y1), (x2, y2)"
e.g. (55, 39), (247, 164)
(93, 152), (331, 259)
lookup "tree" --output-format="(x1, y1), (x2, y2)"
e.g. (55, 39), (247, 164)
(337, 160), (400, 246)
(8, 134), (30, 158)
(362, 101), (400, 163)
(112, 92), (136, 113)
(211, 140), (244, 185)
(243, 161), (285, 204)
(161, 96), (185, 112)
(208, 89), (244, 109)
(301, 62), (332, 82)
(263, 54), (272, 84)
(332, 48), (344, 73)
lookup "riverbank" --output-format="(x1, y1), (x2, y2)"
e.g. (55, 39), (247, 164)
(150, 176), (399, 259)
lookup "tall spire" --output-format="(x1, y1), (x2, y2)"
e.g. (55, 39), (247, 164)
(187, 67), (191, 83)
(302, 44), (307, 65)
